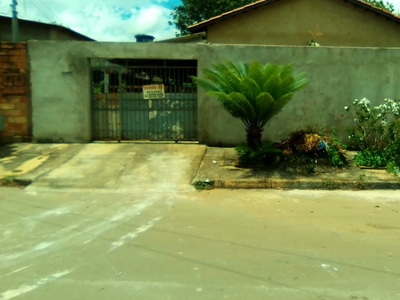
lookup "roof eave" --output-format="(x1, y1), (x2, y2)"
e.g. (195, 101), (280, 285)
(346, 0), (400, 24)
(188, 0), (277, 33)
(188, 0), (400, 33)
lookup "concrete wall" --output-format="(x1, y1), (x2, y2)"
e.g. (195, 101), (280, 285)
(27, 41), (400, 145)
(0, 42), (31, 144)
(207, 0), (400, 47)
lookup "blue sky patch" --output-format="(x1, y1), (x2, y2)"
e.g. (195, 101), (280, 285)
(163, 0), (181, 9)
(121, 11), (133, 20)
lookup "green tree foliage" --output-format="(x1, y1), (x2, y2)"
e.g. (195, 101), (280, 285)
(362, 0), (395, 13)
(192, 61), (308, 149)
(169, 0), (257, 36)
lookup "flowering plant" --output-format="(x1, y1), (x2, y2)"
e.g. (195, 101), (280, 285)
(345, 98), (400, 172)
(344, 98), (400, 151)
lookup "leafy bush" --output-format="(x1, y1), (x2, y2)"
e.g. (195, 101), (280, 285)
(235, 142), (282, 166)
(345, 98), (400, 150)
(387, 162), (400, 176)
(325, 134), (348, 168)
(353, 149), (388, 168)
(345, 98), (400, 173)
(282, 129), (348, 168)
(193, 180), (213, 190)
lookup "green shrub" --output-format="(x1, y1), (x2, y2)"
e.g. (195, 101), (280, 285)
(282, 128), (348, 168)
(345, 98), (400, 150)
(353, 149), (388, 168)
(345, 98), (400, 174)
(193, 180), (213, 190)
(235, 142), (282, 166)
(386, 162), (400, 176)
(325, 131), (348, 168)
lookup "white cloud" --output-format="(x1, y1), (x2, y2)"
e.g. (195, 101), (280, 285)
(0, 0), (177, 41)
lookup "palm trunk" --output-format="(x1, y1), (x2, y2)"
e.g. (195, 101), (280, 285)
(246, 126), (262, 150)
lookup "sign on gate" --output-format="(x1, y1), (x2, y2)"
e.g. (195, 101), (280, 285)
(143, 84), (165, 99)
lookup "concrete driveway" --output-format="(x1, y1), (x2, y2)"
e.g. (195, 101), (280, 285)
(1, 144), (400, 299)
(22, 143), (206, 193)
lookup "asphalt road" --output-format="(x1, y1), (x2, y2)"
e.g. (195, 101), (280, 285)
(1, 187), (399, 300)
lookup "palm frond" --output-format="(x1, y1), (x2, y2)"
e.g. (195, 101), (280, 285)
(263, 64), (279, 79)
(208, 91), (248, 119)
(227, 61), (247, 80)
(247, 62), (267, 89)
(212, 63), (242, 91)
(202, 68), (233, 93)
(272, 75), (294, 100)
(292, 73), (308, 91)
(262, 75), (280, 99)
(239, 78), (261, 107)
(263, 92), (294, 126)
(191, 76), (220, 92)
(255, 92), (275, 121)
(228, 92), (257, 122)
(278, 64), (293, 79)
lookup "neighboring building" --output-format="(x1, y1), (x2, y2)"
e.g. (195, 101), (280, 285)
(188, 0), (400, 47)
(0, 17), (93, 144)
(0, 16), (94, 42)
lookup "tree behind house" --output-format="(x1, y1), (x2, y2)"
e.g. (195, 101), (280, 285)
(362, 0), (395, 13)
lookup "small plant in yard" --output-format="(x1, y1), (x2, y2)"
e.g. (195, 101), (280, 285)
(386, 161), (400, 176)
(281, 129), (348, 169)
(0, 175), (23, 187)
(235, 141), (282, 166)
(193, 179), (213, 190)
(3, 175), (15, 184)
(345, 98), (400, 174)
(359, 172), (367, 181)
(323, 129), (348, 168)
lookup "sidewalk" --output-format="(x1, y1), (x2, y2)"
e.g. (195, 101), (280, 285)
(0, 143), (84, 186)
(0, 143), (206, 191)
(193, 147), (400, 190)
(1, 144), (400, 190)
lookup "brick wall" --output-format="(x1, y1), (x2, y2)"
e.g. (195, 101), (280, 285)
(0, 42), (31, 144)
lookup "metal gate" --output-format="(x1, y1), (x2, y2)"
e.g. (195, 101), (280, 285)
(91, 59), (198, 141)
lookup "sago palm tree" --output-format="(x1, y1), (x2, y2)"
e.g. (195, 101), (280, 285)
(192, 61), (308, 149)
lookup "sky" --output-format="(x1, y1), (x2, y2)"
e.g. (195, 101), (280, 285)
(1, 0), (400, 42)
(0, 0), (182, 41)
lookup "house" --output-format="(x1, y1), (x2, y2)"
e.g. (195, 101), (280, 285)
(188, 0), (400, 47)
(0, 16), (94, 42)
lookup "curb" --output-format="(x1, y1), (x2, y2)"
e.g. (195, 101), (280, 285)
(0, 177), (32, 187)
(209, 179), (400, 190)
(12, 178), (33, 186)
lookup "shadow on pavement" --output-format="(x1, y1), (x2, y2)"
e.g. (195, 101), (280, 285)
(0, 144), (16, 159)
